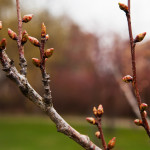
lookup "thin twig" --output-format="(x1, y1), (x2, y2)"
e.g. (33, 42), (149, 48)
(16, 0), (27, 76)
(126, 0), (150, 137)
(97, 117), (107, 150)
(39, 23), (52, 106)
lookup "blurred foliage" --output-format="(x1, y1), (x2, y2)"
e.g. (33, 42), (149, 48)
(0, 116), (150, 150)
(1, 1), (150, 118)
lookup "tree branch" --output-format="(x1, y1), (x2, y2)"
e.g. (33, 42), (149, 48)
(0, 49), (102, 150)
(16, 0), (27, 76)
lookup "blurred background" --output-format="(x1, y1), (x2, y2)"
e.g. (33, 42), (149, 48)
(0, 0), (150, 149)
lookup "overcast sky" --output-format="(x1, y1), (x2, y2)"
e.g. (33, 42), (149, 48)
(23, 0), (150, 42)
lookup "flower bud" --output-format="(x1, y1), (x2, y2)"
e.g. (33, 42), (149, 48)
(143, 111), (147, 118)
(44, 48), (54, 58)
(8, 28), (18, 40)
(41, 22), (46, 37)
(86, 117), (96, 125)
(95, 131), (101, 139)
(46, 34), (49, 41)
(32, 58), (41, 67)
(0, 21), (2, 30)
(22, 14), (33, 23)
(118, 3), (128, 13)
(140, 103), (148, 112)
(97, 105), (104, 117)
(108, 137), (116, 149)
(134, 119), (143, 126)
(0, 38), (7, 50)
(122, 75), (133, 83)
(21, 30), (28, 45)
(28, 36), (40, 47)
(134, 32), (146, 43)
(93, 107), (98, 116)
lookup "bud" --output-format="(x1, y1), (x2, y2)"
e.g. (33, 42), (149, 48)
(22, 14), (33, 23)
(86, 117), (96, 125)
(143, 111), (147, 118)
(0, 21), (2, 30)
(46, 34), (49, 41)
(134, 32), (146, 43)
(8, 28), (18, 40)
(93, 107), (98, 116)
(118, 3), (128, 13)
(0, 38), (7, 50)
(41, 22), (46, 37)
(95, 131), (101, 139)
(21, 30), (28, 45)
(134, 119), (143, 126)
(32, 58), (41, 67)
(140, 103), (148, 112)
(28, 36), (40, 47)
(122, 75), (133, 83)
(108, 137), (116, 149)
(97, 105), (104, 117)
(44, 48), (54, 58)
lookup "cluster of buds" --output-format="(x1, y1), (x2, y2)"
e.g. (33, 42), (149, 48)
(29, 23), (54, 67)
(93, 105), (104, 117)
(22, 14), (33, 23)
(0, 38), (7, 51)
(118, 3), (128, 13)
(122, 75), (133, 83)
(108, 137), (116, 149)
(8, 28), (18, 40)
(0, 21), (2, 30)
(134, 32), (146, 43)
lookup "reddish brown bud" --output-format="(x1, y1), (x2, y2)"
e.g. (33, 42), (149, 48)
(134, 119), (143, 126)
(0, 21), (2, 30)
(93, 107), (98, 116)
(46, 34), (49, 41)
(86, 117), (96, 125)
(44, 48), (54, 58)
(97, 105), (104, 116)
(118, 3), (128, 13)
(134, 32), (146, 43)
(0, 38), (7, 50)
(21, 30), (28, 45)
(95, 131), (101, 139)
(108, 137), (116, 149)
(22, 14), (33, 23)
(122, 75), (133, 83)
(28, 36), (40, 47)
(41, 22), (46, 37)
(8, 28), (17, 40)
(140, 103), (148, 112)
(32, 58), (41, 67)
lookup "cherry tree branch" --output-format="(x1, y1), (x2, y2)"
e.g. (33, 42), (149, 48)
(119, 0), (150, 137)
(0, 49), (102, 150)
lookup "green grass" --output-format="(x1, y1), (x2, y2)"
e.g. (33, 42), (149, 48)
(0, 116), (150, 150)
